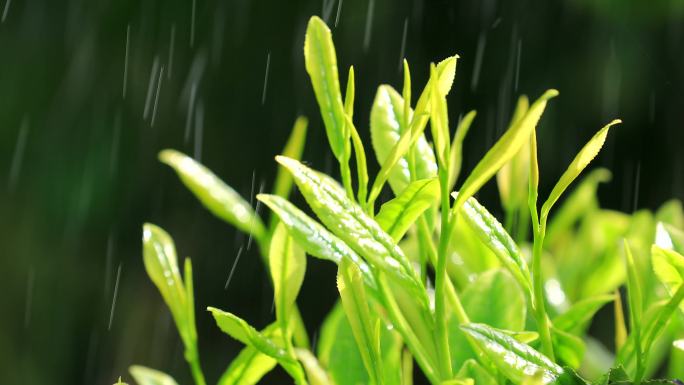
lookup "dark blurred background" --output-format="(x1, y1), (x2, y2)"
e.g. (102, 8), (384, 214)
(1, 0), (683, 384)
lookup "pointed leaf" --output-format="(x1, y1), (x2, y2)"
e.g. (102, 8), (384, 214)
(129, 366), (178, 385)
(454, 194), (533, 295)
(269, 223), (306, 330)
(276, 156), (426, 306)
(304, 16), (346, 159)
(376, 178), (439, 241)
(370, 85), (437, 194)
(540, 119), (621, 220)
(257, 194), (376, 290)
(454, 89), (559, 210)
(273, 117), (308, 200)
(460, 323), (563, 385)
(553, 294), (615, 335)
(497, 96), (530, 212)
(217, 345), (277, 385)
(652, 245), (684, 312)
(159, 150), (266, 242)
(337, 258), (383, 384)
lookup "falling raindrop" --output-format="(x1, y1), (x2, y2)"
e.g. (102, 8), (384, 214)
(143, 57), (160, 120)
(185, 81), (198, 143)
(151, 66), (165, 127)
(334, 0), (343, 28)
(363, 0), (375, 52)
(1, 0), (11, 23)
(122, 24), (130, 99)
(224, 247), (244, 290)
(514, 39), (522, 92)
(471, 32), (487, 91)
(633, 161), (641, 212)
(398, 18), (408, 72)
(108, 263), (122, 330)
(261, 52), (271, 105)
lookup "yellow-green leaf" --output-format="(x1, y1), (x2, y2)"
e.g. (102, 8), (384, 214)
(159, 150), (266, 243)
(304, 16), (347, 160)
(376, 178), (439, 241)
(129, 366), (178, 385)
(540, 119), (621, 220)
(273, 117), (308, 200)
(497, 96), (530, 212)
(453, 89), (559, 211)
(652, 245), (684, 312)
(269, 223), (306, 330)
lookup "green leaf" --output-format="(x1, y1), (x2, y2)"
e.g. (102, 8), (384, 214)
(456, 359), (497, 385)
(656, 222), (684, 254)
(273, 116), (308, 200)
(540, 119), (621, 220)
(304, 16), (347, 160)
(454, 194), (533, 295)
(208, 307), (306, 383)
(449, 270), (527, 369)
(370, 84), (437, 194)
(497, 96), (530, 213)
(275, 156), (426, 305)
(428, 63), (450, 167)
(295, 349), (335, 385)
(453, 89), (559, 211)
(460, 323), (563, 385)
(623, 240), (643, 378)
(158, 150), (266, 243)
(448, 110), (477, 191)
(376, 178), (439, 241)
(142, 224), (196, 349)
(269, 223), (306, 331)
(337, 258), (384, 384)
(129, 366), (178, 385)
(257, 193), (376, 290)
(553, 294), (615, 335)
(217, 345), (277, 385)
(551, 327), (585, 368)
(652, 245), (684, 312)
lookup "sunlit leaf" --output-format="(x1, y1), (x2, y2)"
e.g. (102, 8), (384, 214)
(217, 344), (277, 385)
(652, 245), (684, 312)
(449, 110), (477, 191)
(553, 294), (615, 335)
(304, 16), (347, 160)
(269, 223), (306, 331)
(295, 349), (335, 385)
(376, 178), (439, 241)
(129, 366), (178, 385)
(273, 116), (308, 201)
(497, 96), (530, 213)
(158, 150), (266, 243)
(370, 85), (437, 194)
(453, 89), (559, 211)
(540, 119), (621, 220)
(460, 323), (563, 385)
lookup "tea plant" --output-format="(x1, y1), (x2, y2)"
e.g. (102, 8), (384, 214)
(123, 16), (684, 385)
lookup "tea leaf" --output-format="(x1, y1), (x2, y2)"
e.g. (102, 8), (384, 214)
(553, 294), (615, 335)
(460, 323), (563, 385)
(376, 178), (439, 241)
(454, 194), (533, 295)
(448, 110), (477, 191)
(273, 117), (308, 200)
(129, 366), (179, 385)
(337, 258), (384, 384)
(453, 89), (559, 211)
(370, 85), (437, 194)
(656, 222), (684, 254)
(652, 245), (684, 312)
(540, 119), (621, 220)
(295, 349), (334, 385)
(497, 96), (530, 213)
(257, 193), (376, 289)
(623, 240), (643, 379)
(269, 223), (306, 331)
(208, 307), (306, 383)
(158, 150), (266, 245)
(217, 344), (277, 385)
(551, 327), (585, 368)
(428, 63), (450, 167)
(456, 359), (497, 385)
(304, 16), (347, 160)
(276, 156), (426, 305)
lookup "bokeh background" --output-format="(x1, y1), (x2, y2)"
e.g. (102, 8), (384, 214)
(1, 0), (683, 384)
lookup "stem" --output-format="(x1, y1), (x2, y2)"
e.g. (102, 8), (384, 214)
(186, 348), (207, 385)
(434, 167), (453, 379)
(340, 159), (354, 200)
(531, 218), (554, 360)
